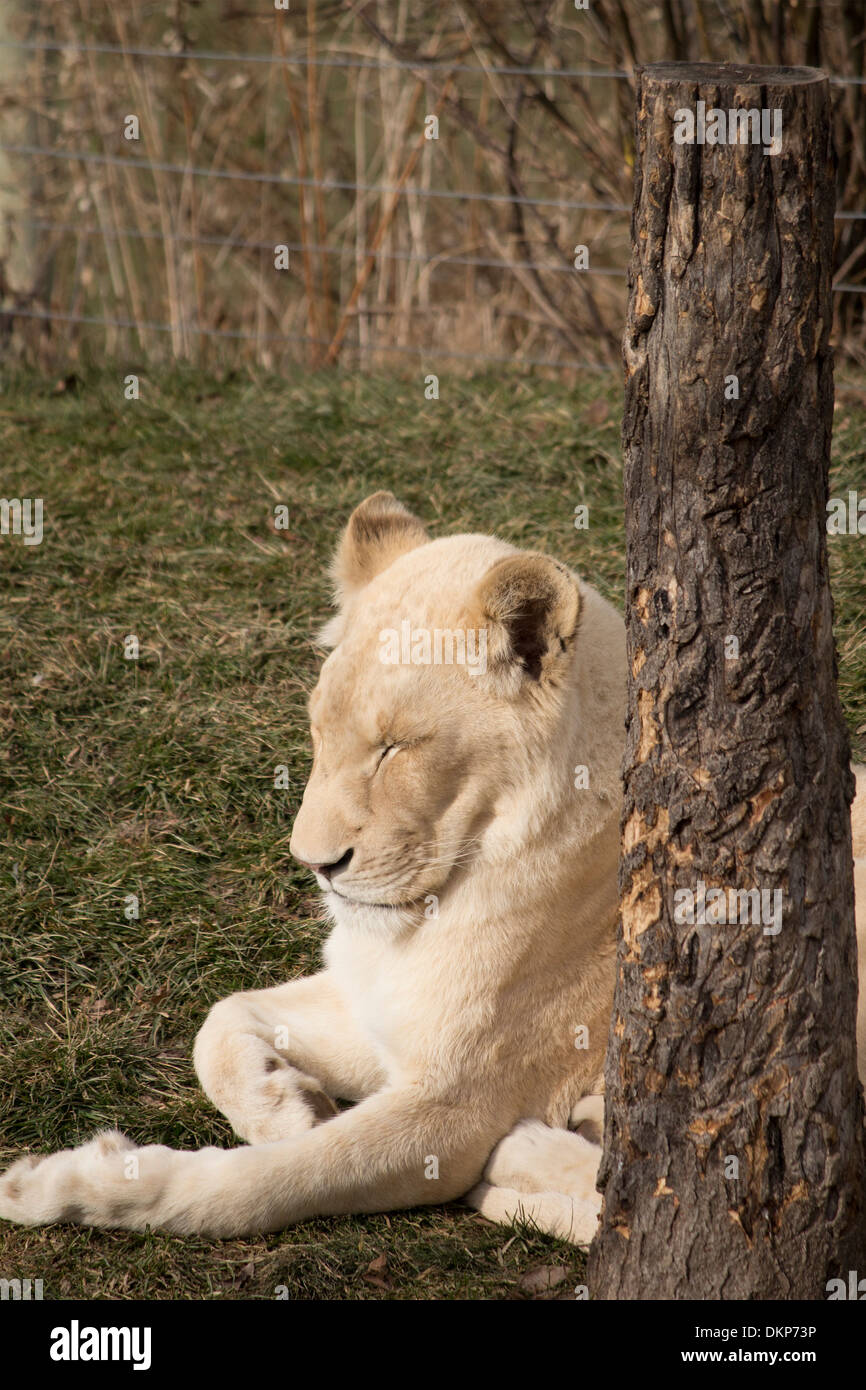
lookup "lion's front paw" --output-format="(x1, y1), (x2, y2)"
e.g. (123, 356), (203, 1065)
(465, 1181), (602, 1246)
(0, 1151), (51, 1225)
(483, 1119), (602, 1204)
(0, 1130), (168, 1230)
(227, 1066), (340, 1145)
(0, 1130), (133, 1227)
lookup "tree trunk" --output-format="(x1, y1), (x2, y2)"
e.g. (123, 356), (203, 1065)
(588, 62), (866, 1300)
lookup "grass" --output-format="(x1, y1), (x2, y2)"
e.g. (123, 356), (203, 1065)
(0, 361), (864, 1300)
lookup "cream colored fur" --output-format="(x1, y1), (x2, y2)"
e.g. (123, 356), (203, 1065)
(1, 492), (864, 1248)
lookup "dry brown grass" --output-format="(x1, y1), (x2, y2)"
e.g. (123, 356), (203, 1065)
(1, 0), (865, 373)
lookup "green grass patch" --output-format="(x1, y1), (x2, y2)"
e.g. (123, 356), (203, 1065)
(0, 362), (864, 1299)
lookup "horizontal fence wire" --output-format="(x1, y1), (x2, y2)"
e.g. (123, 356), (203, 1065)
(2, 143), (864, 222)
(14, 220), (629, 278)
(3, 37), (866, 84)
(0, 38), (632, 78)
(0, 144), (634, 213)
(14, 218), (866, 292)
(4, 306), (615, 373)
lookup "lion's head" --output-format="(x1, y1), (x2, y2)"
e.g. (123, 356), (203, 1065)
(289, 492), (608, 933)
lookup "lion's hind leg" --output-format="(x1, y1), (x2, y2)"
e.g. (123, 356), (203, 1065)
(464, 1118), (602, 1247)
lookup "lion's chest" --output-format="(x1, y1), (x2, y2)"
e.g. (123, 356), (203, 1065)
(323, 923), (469, 1083)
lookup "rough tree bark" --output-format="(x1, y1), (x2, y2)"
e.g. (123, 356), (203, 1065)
(588, 63), (866, 1299)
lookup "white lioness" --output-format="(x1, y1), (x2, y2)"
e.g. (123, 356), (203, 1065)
(2, 492), (865, 1243)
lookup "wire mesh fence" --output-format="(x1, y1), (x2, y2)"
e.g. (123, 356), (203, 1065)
(1, 3), (865, 375)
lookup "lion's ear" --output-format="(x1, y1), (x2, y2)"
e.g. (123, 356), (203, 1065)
(472, 552), (581, 682)
(328, 492), (428, 608)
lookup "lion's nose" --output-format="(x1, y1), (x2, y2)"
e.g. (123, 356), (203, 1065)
(295, 848), (354, 879)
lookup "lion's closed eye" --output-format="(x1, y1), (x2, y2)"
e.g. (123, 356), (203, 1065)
(374, 735), (431, 771)
(375, 744), (401, 770)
